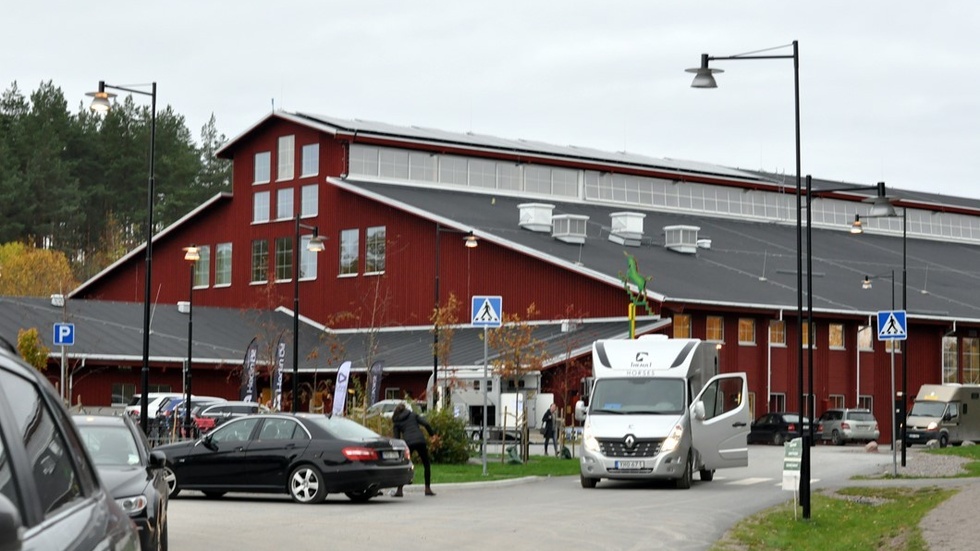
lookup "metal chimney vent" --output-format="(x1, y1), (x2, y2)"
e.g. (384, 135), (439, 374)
(608, 212), (645, 247)
(552, 214), (589, 244)
(518, 203), (555, 233)
(50, 294), (65, 307)
(663, 225), (701, 254)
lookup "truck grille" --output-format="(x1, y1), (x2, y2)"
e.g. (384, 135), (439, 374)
(598, 438), (662, 458)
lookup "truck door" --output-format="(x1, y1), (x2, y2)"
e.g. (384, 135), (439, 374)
(691, 373), (750, 470)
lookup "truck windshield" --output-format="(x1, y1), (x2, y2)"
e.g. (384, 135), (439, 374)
(909, 401), (947, 417)
(590, 378), (685, 415)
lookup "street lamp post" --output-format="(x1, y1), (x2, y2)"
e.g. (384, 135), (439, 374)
(687, 41), (810, 517)
(432, 224), (478, 410)
(183, 246), (200, 437)
(861, 270), (899, 475)
(852, 194), (907, 465)
(87, 81), (157, 434)
(292, 216), (325, 414)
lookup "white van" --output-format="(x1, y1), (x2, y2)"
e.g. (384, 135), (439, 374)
(906, 383), (980, 448)
(575, 336), (750, 489)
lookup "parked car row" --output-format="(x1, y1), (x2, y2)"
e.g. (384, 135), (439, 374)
(748, 408), (879, 446)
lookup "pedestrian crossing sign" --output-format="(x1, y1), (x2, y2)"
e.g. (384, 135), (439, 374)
(877, 310), (907, 341)
(472, 296), (503, 328)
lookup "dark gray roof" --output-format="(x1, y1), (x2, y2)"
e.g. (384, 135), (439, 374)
(334, 179), (980, 324)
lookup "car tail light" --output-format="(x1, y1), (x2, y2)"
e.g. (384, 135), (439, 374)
(817, 423), (823, 432)
(841, 422), (851, 430)
(342, 447), (379, 461)
(404, 448), (412, 460)
(787, 423), (796, 432)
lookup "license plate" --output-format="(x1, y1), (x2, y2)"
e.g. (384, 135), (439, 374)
(908, 434), (920, 439)
(615, 460), (644, 469)
(382, 451), (401, 460)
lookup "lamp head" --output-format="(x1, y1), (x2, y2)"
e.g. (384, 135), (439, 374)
(183, 245), (200, 262)
(686, 54), (723, 88)
(865, 196), (897, 217)
(307, 230), (327, 253)
(86, 81), (115, 112)
(850, 214), (863, 234)
(862, 275), (872, 290)
(463, 232), (479, 249)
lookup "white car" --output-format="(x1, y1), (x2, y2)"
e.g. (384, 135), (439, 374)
(366, 399), (411, 418)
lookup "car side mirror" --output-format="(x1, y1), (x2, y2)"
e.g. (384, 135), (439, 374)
(148, 450), (166, 470)
(0, 493), (23, 551)
(574, 400), (586, 422)
(199, 434), (218, 451)
(693, 401), (706, 421)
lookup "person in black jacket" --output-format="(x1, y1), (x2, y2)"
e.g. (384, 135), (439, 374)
(542, 403), (558, 456)
(391, 402), (437, 496)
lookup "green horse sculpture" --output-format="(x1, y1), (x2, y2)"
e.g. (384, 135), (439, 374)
(620, 252), (654, 314)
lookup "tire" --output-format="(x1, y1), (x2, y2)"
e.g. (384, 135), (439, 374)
(699, 468), (715, 482)
(163, 466), (181, 498)
(202, 491), (226, 499)
(832, 430), (844, 446)
(772, 432), (785, 446)
(675, 452), (693, 489)
(344, 489), (376, 503)
(289, 464), (327, 504)
(940, 433), (949, 449)
(580, 474), (598, 488)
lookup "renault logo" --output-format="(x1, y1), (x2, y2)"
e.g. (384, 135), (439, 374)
(624, 434), (636, 449)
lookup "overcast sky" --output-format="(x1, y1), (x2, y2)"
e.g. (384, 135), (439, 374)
(6, 2), (979, 198)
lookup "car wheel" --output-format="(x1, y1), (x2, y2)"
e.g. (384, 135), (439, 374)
(344, 489), (376, 503)
(699, 468), (715, 482)
(289, 464), (327, 504)
(202, 491), (226, 499)
(163, 466), (181, 498)
(580, 474), (598, 489)
(832, 430), (844, 446)
(675, 451), (693, 489)
(940, 433), (949, 448)
(772, 432), (785, 446)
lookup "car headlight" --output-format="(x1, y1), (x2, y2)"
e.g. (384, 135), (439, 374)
(582, 425), (600, 452)
(661, 424), (684, 453)
(115, 494), (148, 516)
(927, 421), (939, 431)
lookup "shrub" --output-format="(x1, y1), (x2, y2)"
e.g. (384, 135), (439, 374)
(424, 407), (472, 465)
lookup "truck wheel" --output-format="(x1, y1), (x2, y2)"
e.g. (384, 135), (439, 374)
(940, 433), (949, 448)
(832, 430), (844, 446)
(580, 474), (598, 489)
(675, 452), (693, 489)
(699, 468), (715, 482)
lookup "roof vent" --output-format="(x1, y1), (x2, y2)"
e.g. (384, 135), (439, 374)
(518, 203), (555, 233)
(177, 301), (191, 314)
(664, 225), (701, 254)
(697, 238), (712, 250)
(608, 212), (645, 247)
(50, 294), (65, 307)
(552, 214), (589, 244)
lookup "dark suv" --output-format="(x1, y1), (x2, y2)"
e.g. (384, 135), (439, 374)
(818, 408), (880, 445)
(0, 344), (139, 550)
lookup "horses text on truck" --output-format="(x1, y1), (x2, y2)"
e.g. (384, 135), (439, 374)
(575, 335), (750, 489)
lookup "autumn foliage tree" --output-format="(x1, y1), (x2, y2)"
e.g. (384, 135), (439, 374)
(17, 327), (49, 372)
(0, 242), (78, 296)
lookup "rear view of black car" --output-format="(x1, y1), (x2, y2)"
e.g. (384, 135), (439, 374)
(74, 414), (170, 551)
(0, 345), (139, 550)
(155, 413), (414, 503)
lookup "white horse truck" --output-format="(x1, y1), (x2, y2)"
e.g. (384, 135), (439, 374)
(575, 335), (750, 489)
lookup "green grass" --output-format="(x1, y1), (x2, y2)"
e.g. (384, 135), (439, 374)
(412, 454), (581, 485)
(713, 446), (980, 550)
(712, 486), (955, 551)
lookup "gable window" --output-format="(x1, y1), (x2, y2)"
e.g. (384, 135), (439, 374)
(738, 318), (755, 345)
(340, 229), (359, 276)
(365, 226), (386, 273)
(193, 245), (210, 288)
(251, 240), (268, 283)
(858, 325), (874, 351)
(253, 191), (270, 223)
(300, 235), (318, 279)
(277, 135), (295, 181)
(301, 184), (318, 217)
(673, 314), (691, 338)
(770, 320), (786, 346)
(943, 336), (958, 383)
(829, 323), (845, 349)
(275, 237), (293, 281)
(301, 143), (319, 177)
(254, 151), (270, 184)
(215, 243), (232, 286)
(276, 188), (294, 220)
(706, 316), (724, 342)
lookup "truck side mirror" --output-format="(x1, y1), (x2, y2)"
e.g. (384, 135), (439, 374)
(0, 493), (23, 551)
(574, 400), (586, 422)
(693, 401), (706, 421)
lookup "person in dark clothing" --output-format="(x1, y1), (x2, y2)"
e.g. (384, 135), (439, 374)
(542, 403), (558, 456)
(391, 402), (437, 496)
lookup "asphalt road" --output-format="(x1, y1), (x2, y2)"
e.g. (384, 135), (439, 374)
(166, 445), (894, 550)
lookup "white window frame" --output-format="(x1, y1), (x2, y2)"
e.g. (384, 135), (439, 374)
(300, 235), (318, 280)
(277, 135), (295, 181)
(252, 191), (270, 223)
(193, 245), (210, 288)
(276, 188), (294, 220)
(301, 185), (318, 217)
(254, 151), (270, 184)
(301, 143), (319, 177)
(365, 226), (386, 274)
(215, 243), (232, 287)
(339, 228), (359, 276)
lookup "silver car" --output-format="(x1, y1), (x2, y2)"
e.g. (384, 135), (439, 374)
(818, 408), (880, 445)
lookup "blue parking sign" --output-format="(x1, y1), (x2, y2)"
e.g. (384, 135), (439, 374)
(53, 323), (75, 346)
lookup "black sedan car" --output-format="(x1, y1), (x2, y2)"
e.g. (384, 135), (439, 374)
(74, 414), (169, 551)
(747, 412), (813, 446)
(154, 413), (414, 504)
